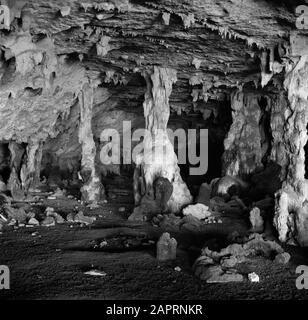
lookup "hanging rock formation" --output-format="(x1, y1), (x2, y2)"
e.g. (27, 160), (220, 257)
(222, 91), (263, 177)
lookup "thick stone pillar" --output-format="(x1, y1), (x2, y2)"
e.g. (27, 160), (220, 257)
(134, 66), (192, 213)
(222, 91), (263, 177)
(273, 55), (308, 246)
(7, 142), (26, 200)
(78, 83), (104, 203)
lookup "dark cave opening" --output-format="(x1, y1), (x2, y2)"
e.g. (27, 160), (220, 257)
(0, 143), (11, 184)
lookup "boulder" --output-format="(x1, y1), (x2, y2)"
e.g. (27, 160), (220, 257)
(274, 252), (291, 264)
(28, 218), (39, 226)
(196, 183), (211, 206)
(74, 211), (96, 225)
(41, 216), (56, 227)
(183, 203), (211, 220)
(221, 256), (238, 268)
(156, 232), (177, 262)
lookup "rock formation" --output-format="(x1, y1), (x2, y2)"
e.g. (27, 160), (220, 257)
(0, 0), (307, 245)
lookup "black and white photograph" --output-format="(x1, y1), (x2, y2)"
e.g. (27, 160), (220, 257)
(0, 0), (308, 312)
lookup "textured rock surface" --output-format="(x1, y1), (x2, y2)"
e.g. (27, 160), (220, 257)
(0, 0), (307, 243)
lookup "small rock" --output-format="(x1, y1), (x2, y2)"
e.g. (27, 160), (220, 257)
(248, 272), (260, 283)
(118, 207), (126, 213)
(221, 256), (238, 268)
(54, 214), (65, 224)
(157, 232), (177, 262)
(74, 211), (96, 225)
(198, 265), (223, 281)
(84, 270), (107, 277)
(207, 272), (244, 283)
(28, 218), (39, 226)
(274, 252), (291, 265)
(196, 183), (211, 206)
(41, 216), (56, 227)
(60, 6), (71, 16)
(67, 213), (75, 223)
(8, 219), (17, 226)
(183, 203), (211, 220)
(174, 266), (181, 272)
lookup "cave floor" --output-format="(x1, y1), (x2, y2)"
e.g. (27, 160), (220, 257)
(1, 196), (308, 301)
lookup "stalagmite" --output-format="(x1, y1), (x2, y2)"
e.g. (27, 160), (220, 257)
(20, 141), (43, 193)
(7, 142), (26, 200)
(134, 66), (192, 214)
(78, 83), (104, 203)
(273, 55), (308, 246)
(222, 91), (263, 177)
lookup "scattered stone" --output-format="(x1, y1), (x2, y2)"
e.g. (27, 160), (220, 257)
(221, 256), (238, 268)
(248, 272), (260, 283)
(31, 232), (39, 236)
(207, 272), (244, 283)
(66, 213), (75, 223)
(41, 216), (56, 227)
(118, 207), (126, 213)
(183, 203), (211, 220)
(54, 214), (65, 224)
(197, 265), (223, 281)
(249, 207), (264, 233)
(74, 211), (96, 225)
(28, 218), (39, 226)
(174, 266), (182, 272)
(274, 252), (291, 264)
(181, 214), (203, 233)
(84, 270), (107, 277)
(47, 196), (56, 200)
(8, 219), (17, 226)
(7, 207), (27, 224)
(60, 6), (71, 16)
(157, 232), (177, 262)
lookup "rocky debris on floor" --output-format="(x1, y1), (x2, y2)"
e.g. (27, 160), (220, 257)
(274, 252), (291, 264)
(45, 207), (65, 224)
(6, 207), (27, 224)
(248, 272), (260, 283)
(84, 270), (107, 277)
(183, 203), (212, 220)
(194, 263), (244, 283)
(41, 216), (56, 227)
(129, 177), (173, 222)
(194, 234), (290, 282)
(174, 266), (182, 272)
(157, 232), (177, 262)
(28, 217), (40, 226)
(74, 211), (96, 225)
(249, 207), (264, 233)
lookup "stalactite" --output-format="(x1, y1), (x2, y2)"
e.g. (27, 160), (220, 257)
(134, 66), (192, 213)
(222, 91), (264, 177)
(78, 82), (104, 203)
(273, 56), (308, 246)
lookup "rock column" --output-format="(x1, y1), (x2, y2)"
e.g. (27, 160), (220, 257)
(78, 82), (104, 202)
(134, 66), (192, 213)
